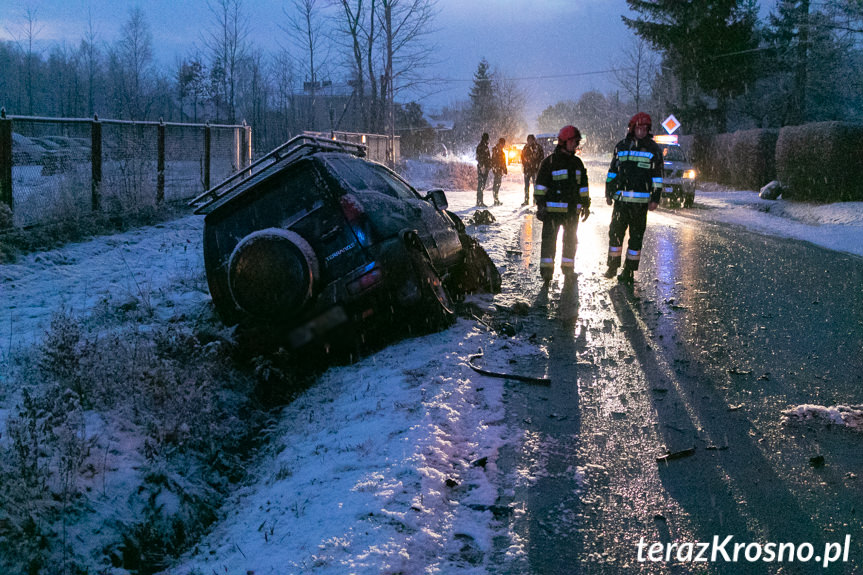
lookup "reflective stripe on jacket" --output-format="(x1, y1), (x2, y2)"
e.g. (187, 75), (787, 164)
(535, 146), (590, 214)
(605, 135), (663, 205)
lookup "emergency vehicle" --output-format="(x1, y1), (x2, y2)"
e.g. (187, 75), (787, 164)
(654, 134), (697, 208)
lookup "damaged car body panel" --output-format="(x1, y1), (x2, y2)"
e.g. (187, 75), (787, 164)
(190, 135), (500, 351)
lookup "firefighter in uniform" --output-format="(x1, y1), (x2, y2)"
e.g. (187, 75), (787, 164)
(534, 125), (590, 282)
(604, 112), (663, 283)
(475, 133), (491, 207)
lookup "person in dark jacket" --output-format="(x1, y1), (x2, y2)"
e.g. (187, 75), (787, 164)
(475, 133), (491, 207)
(534, 125), (590, 281)
(520, 134), (544, 206)
(490, 137), (508, 206)
(603, 112), (663, 283)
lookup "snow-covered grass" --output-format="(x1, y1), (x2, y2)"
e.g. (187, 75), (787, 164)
(690, 181), (863, 257)
(0, 155), (861, 574)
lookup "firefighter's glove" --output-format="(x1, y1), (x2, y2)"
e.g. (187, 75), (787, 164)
(581, 206), (590, 222)
(536, 206), (546, 221)
(605, 194), (613, 206)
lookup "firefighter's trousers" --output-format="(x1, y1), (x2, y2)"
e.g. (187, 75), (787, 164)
(540, 213), (579, 277)
(607, 201), (648, 271)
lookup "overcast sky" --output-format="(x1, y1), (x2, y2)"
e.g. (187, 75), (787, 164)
(1, 0), (776, 125)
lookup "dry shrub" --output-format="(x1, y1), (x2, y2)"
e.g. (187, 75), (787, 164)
(776, 122), (863, 201)
(438, 160), (478, 191)
(1, 310), (262, 574)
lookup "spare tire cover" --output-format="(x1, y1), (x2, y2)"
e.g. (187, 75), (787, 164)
(228, 228), (319, 320)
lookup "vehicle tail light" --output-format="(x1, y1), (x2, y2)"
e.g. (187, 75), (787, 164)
(340, 193), (372, 247)
(347, 263), (383, 295)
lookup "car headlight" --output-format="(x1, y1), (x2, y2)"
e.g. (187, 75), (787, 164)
(684, 169), (696, 179)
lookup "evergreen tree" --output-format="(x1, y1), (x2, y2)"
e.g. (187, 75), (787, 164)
(623, 0), (759, 132)
(467, 58), (496, 134)
(763, 1), (859, 125)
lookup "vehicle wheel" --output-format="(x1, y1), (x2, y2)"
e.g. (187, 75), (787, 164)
(683, 194), (694, 208)
(406, 245), (455, 332)
(449, 233), (502, 298)
(228, 228), (319, 321)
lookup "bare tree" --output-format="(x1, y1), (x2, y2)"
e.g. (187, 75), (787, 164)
(7, 6), (44, 114)
(79, 11), (101, 117)
(612, 36), (658, 111)
(115, 7), (155, 119)
(202, 0), (251, 122)
(271, 48), (297, 137)
(177, 55), (207, 122)
(375, 0), (438, 163)
(240, 47), (271, 149)
(332, 0), (377, 131)
(282, 0), (333, 130)
(492, 73), (527, 142)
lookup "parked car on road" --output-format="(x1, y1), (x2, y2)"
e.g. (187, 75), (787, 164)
(655, 134), (696, 208)
(191, 135), (501, 351)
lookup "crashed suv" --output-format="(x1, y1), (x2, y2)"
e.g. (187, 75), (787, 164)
(191, 135), (500, 350)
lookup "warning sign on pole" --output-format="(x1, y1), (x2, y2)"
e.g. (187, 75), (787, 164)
(662, 115), (680, 135)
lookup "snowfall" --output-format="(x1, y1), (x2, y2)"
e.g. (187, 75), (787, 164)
(1, 155), (862, 574)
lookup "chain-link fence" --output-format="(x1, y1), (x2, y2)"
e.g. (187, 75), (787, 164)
(0, 111), (251, 227)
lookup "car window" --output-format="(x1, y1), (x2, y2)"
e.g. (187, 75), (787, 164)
(662, 145), (687, 162)
(327, 156), (418, 201)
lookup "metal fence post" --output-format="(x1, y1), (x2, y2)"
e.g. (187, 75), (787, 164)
(91, 114), (102, 212)
(157, 118), (165, 204)
(239, 122), (247, 177)
(0, 108), (12, 212)
(245, 122), (252, 170)
(204, 122), (211, 191)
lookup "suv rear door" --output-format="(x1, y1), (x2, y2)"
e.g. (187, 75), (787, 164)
(323, 156), (462, 268)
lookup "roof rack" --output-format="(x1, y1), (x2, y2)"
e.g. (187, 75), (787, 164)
(189, 134), (366, 214)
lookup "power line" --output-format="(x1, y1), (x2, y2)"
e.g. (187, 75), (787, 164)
(433, 67), (631, 84)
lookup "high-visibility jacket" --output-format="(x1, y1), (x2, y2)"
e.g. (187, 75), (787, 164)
(605, 135), (663, 205)
(535, 146), (590, 216)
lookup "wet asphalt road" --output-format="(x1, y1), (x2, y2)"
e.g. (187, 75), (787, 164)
(492, 199), (863, 574)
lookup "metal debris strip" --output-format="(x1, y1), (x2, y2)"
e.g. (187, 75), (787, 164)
(467, 348), (551, 385)
(655, 447), (696, 463)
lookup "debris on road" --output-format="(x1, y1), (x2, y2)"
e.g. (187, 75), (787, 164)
(810, 455), (826, 468)
(656, 447), (696, 463)
(468, 348), (551, 385)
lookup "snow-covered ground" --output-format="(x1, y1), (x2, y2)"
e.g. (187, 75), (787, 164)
(1, 157), (861, 574)
(685, 181), (863, 258)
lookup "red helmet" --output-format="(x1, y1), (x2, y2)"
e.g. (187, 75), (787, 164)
(628, 112), (652, 129)
(558, 125), (581, 143)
